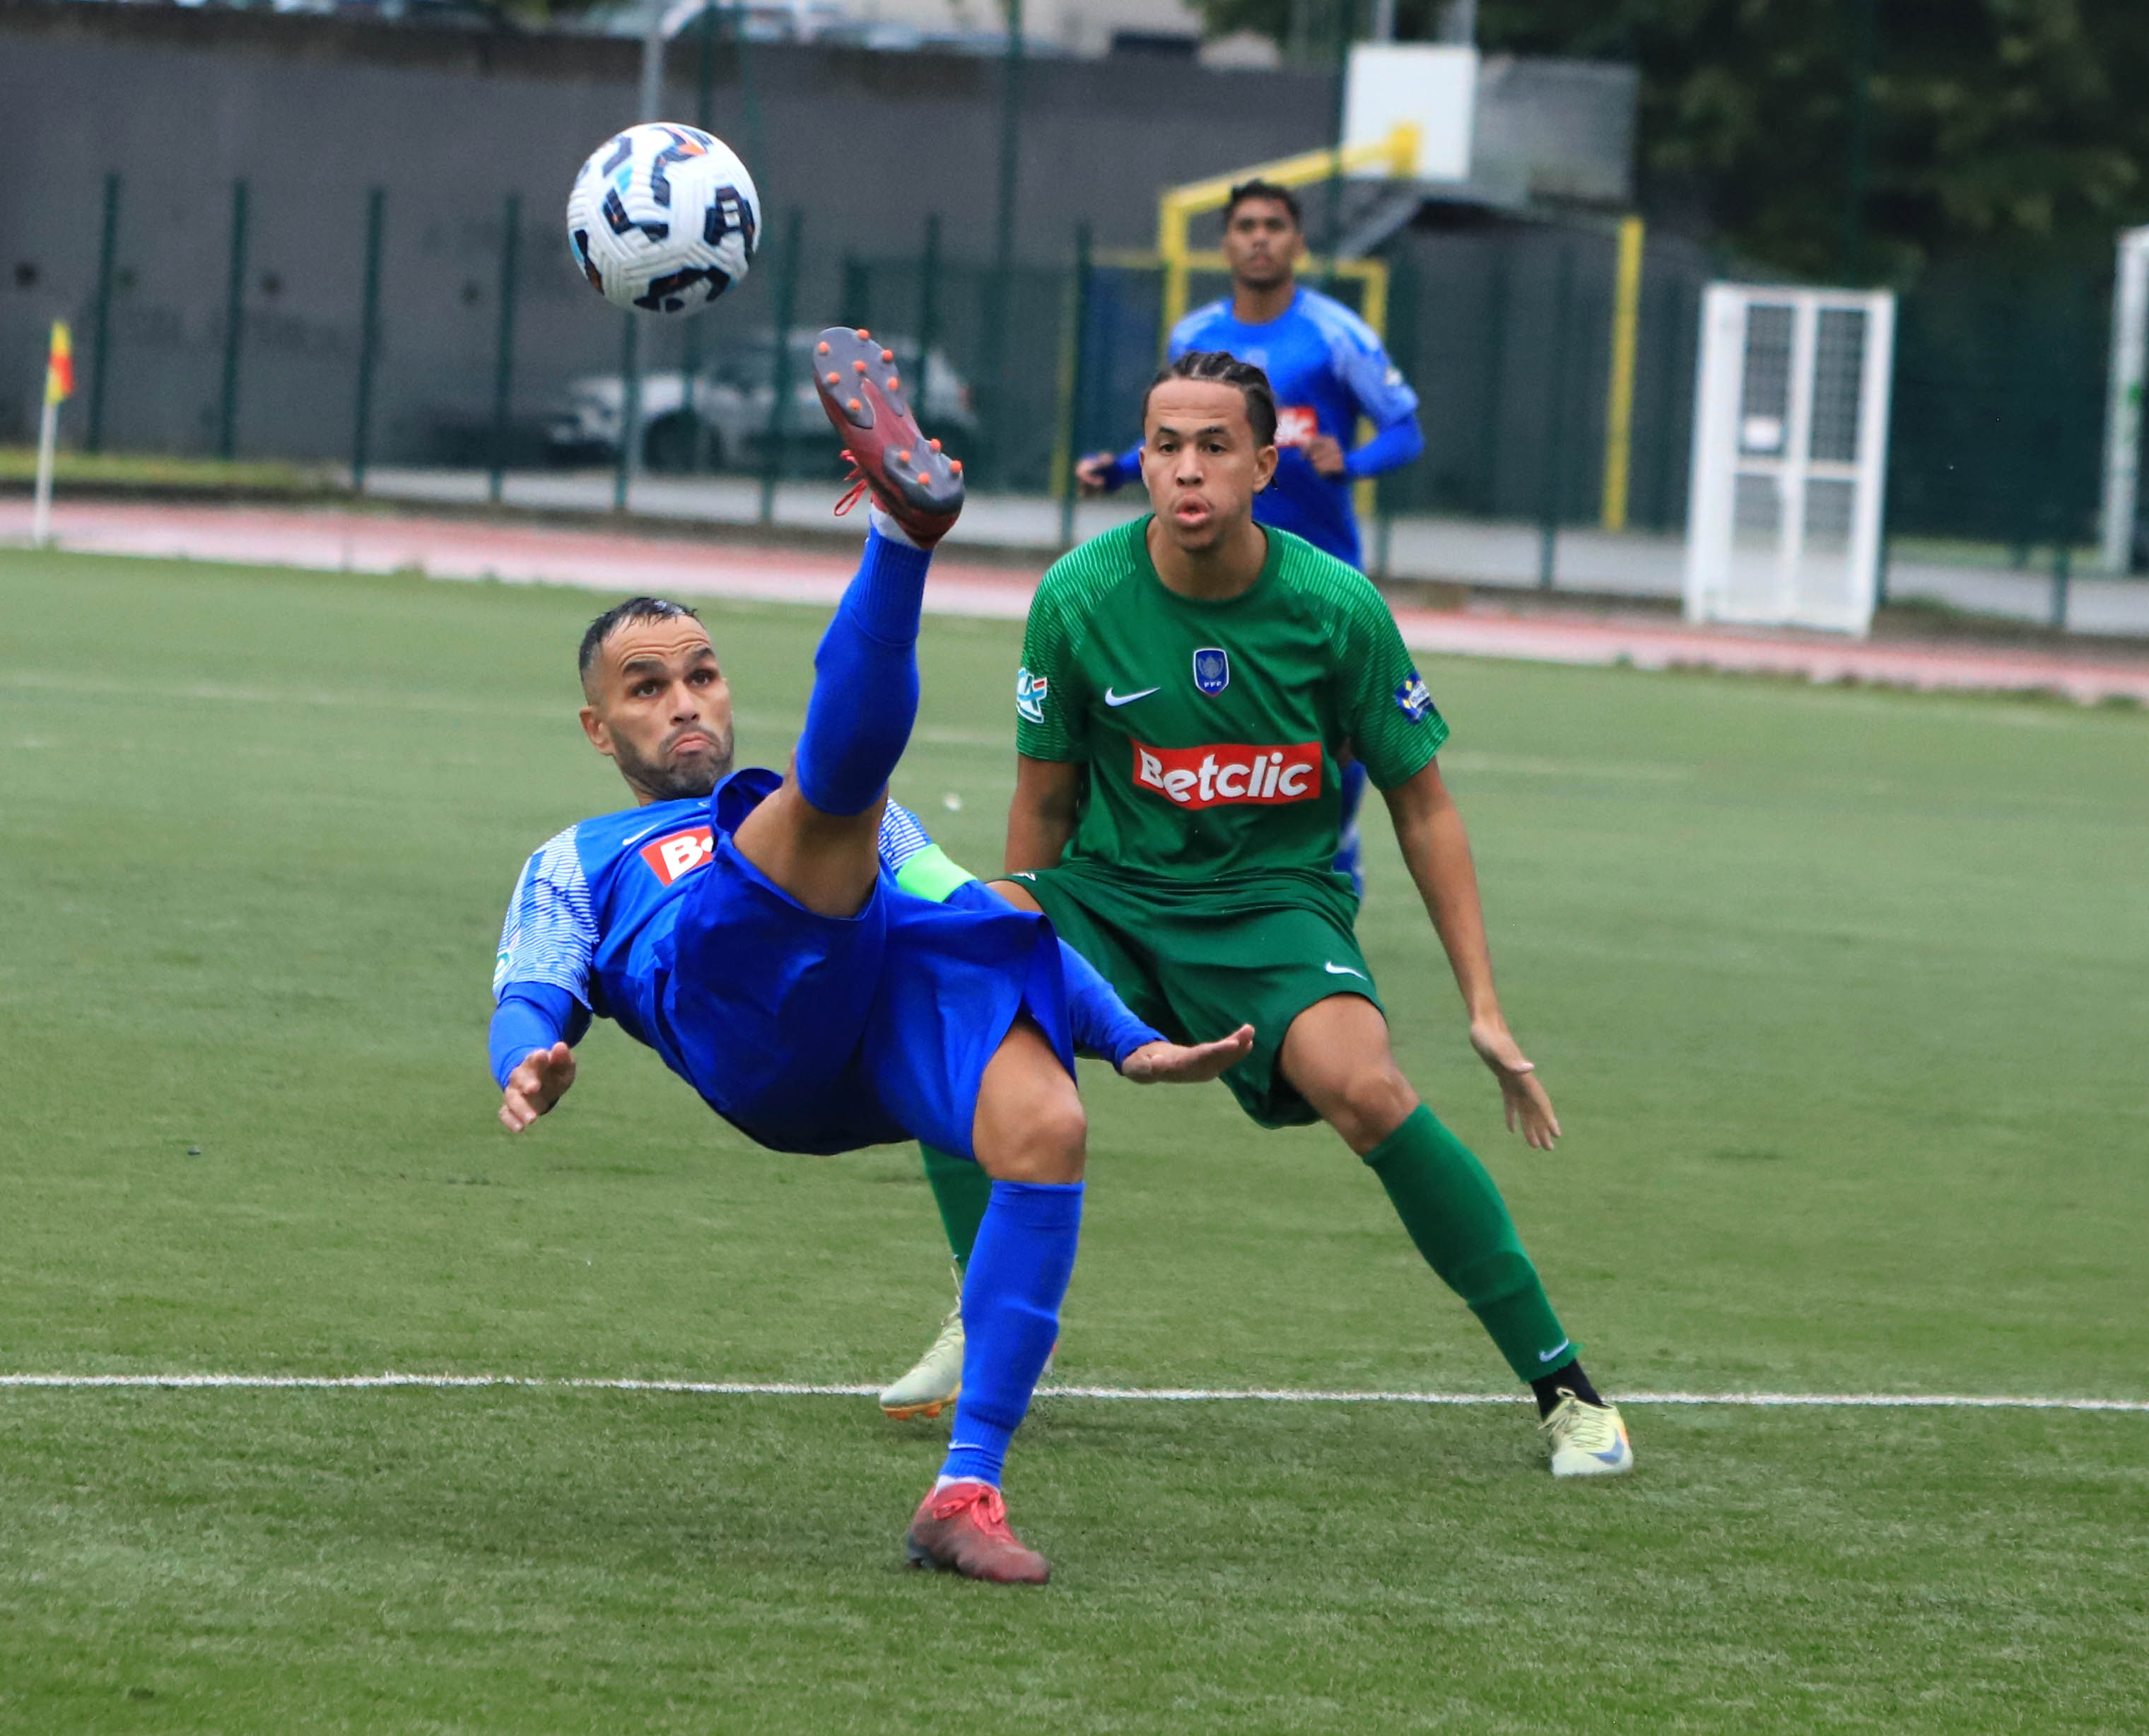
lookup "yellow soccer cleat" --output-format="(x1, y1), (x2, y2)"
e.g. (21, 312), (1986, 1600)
(1540, 1390), (1634, 1478)
(880, 1306), (964, 1421)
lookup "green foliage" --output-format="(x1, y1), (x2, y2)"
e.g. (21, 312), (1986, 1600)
(1196, 0), (2149, 279)
(3, 550), (2147, 1728)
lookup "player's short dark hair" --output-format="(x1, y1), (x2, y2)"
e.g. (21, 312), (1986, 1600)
(1142, 350), (1280, 449)
(1223, 178), (1302, 229)
(578, 596), (702, 688)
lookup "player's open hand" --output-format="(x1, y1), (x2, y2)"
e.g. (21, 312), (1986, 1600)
(1469, 1019), (1562, 1150)
(500, 1041), (577, 1132)
(1074, 451), (1118, 498)
(1118, 1024), (1255, 1085)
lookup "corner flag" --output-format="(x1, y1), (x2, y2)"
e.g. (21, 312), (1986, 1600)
(45, 320), (74, 405)
(33, 319), (73, 548)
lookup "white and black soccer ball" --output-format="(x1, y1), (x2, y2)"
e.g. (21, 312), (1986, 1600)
(566, 123), (761, 315)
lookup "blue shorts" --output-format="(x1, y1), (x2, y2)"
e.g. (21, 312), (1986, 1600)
(652, 775), (1074, 1159)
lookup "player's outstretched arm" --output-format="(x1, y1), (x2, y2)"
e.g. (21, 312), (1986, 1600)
(1383, 758), (1562, 1150)
(500, 1041), (577, 1132)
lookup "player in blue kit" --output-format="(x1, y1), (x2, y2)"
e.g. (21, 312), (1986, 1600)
(1076, 179), (1423, 570)
(489, 326), (1251, 1583)
(1075, 177), (1424, 894)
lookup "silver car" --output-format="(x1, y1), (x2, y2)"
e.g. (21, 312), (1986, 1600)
(546, 331), (976, 473)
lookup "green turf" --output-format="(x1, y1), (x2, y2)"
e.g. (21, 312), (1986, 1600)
(2, 549), (2145, 1731)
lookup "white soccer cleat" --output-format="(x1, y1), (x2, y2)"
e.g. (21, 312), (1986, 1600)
(1540, 1390), (1634, 1478)
(880, 1306), (964, 1421)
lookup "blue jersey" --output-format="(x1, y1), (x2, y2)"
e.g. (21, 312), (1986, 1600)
(1122, 286), (1422, 567)
(493, 780), (936, 1072)
(490, 770), (1160, 1156)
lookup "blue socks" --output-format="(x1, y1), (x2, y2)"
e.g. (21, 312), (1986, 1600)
(939, 1179), (1084, 1488)
(793, 524), (931, 816)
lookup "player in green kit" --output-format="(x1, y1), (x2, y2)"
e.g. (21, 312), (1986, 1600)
(881, 350), (1632, 1477)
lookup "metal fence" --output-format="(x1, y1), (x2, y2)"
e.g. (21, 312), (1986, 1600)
(1888, 262), (2110, 559)
(32, 156), (2134, 591)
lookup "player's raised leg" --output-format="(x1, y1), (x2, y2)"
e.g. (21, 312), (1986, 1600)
(1279, 993), (1632, 1477)
(730, 326), (964, 913)
(904, 1017), (1086, 1584)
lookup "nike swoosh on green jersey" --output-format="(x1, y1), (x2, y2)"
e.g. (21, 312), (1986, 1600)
(1103, 686), (1160, 706)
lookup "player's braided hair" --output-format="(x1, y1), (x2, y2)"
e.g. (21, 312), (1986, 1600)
(578, 596), (702, 688)
(1143, 350), (1280, 449)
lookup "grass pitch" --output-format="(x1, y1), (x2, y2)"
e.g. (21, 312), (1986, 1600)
(1, 548), (2145, 1732)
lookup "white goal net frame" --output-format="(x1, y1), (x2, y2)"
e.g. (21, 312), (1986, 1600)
(1684, 284), (1897, 636)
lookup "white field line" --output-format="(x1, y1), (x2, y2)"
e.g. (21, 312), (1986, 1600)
(1, 1373), (2143, 1412)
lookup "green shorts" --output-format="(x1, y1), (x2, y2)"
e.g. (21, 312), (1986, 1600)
(1009, 863), (1380, 1128)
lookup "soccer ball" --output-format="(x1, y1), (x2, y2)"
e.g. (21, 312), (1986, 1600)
(566, 124), (761, 315)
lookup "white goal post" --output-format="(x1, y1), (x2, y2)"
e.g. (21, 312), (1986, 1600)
(2099, 225), (2149, 573)
(1685, 284), (1897, 636)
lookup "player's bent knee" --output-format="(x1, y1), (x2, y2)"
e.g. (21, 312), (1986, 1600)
(990, 1092), (1087, 1185)
(1318, 1065), (1419, 1154)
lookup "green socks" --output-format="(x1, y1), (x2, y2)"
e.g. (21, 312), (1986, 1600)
(920, 1142), (991, 1269)
(1362, 1104), (1574, 1384)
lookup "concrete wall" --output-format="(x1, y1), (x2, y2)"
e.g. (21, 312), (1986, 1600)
(0, 4), (1337, 459)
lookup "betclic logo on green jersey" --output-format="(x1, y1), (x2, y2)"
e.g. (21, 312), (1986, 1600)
(1130, 738), (1323, 810)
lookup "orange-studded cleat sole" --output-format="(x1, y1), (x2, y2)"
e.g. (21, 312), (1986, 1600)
(880, 1392), (956, 1423)
(811, 325), (964, 546)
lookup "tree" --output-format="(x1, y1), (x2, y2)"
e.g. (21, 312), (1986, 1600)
(1194, 0), (2149, 281)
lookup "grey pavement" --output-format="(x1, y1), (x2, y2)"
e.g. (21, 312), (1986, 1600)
(356, 467), (2149, 640)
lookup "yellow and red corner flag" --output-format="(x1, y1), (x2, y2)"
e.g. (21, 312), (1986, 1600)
(45, 320), (74, 405)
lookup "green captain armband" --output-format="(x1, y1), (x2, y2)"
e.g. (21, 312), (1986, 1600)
(893, 841), (977, 904)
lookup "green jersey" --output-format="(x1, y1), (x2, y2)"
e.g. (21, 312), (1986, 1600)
(1014, 517), (1448, 893)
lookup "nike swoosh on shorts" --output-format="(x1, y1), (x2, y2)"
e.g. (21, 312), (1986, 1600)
(1323, 962), (1367, 978)
(1103, 686), (1161, 706)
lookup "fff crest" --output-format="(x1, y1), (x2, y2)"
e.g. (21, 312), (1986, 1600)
(1191, 646), (1231, 696)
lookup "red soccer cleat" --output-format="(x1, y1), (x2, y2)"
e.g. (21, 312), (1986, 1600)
(904, 1480), (1050, 1585)
(811, 325), (964, 548)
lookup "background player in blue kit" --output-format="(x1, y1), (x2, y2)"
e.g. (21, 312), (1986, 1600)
(1076, 178), (1423, 572)
(489, 327), (1251, 1583)
(1074, 177), (1425, 892)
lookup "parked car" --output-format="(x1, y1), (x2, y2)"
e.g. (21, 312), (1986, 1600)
(545, 331), (977, 473)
